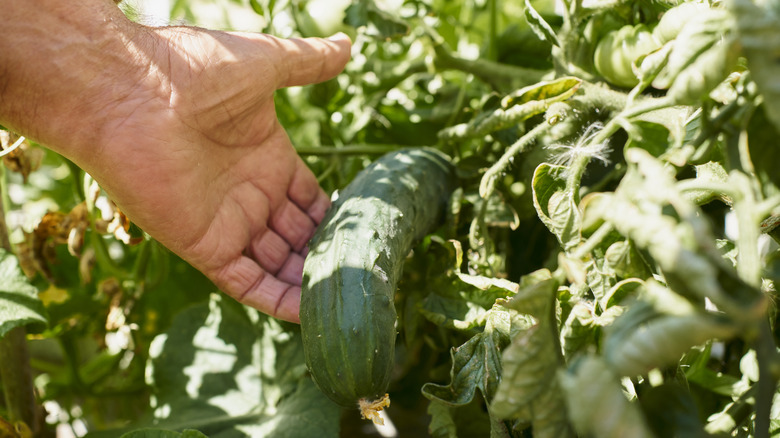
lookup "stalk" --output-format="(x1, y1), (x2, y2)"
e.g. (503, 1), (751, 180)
(0, 167), (37, 433)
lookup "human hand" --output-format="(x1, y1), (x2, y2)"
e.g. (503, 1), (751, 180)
(88, 28), (350, 322)
(0, 2), (351, 322)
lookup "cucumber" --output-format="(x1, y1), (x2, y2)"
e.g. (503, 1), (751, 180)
(300, 147), (457, 422)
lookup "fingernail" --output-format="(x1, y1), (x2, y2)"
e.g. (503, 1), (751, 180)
(327, 32), (351, 42)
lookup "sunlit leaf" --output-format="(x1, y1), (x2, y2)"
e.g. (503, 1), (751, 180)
(0, 249), (46, 338)
(523, 0), (560, 47)
(603, 282), (737, 378)
(532, 163), (581, 250)
(603, 240), (653, 280)
(91, 294), (340, 437)
(422, 305), (523, 406)
(729, 0), (780, 131)
(653, 8), (733, 90)
(439, 78), (581, 140)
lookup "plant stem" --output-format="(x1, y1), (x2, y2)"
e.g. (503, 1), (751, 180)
(0, 172), (37, 432)
(0, 327), (36, 429)
(480, 121), (551, 198)
(295, 144), (403, 156)
(430, 39), (545, 90)
(572, 222), (614, 260)
(487, 0), (498, 62)
(754, 321), (778, 438)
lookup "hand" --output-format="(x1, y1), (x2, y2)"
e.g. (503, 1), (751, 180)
(0, 1), (351, 322)
(92, 29), (350, 322)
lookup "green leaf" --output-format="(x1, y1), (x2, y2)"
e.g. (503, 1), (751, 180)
(730, 0), (780, 131)
(560, 355), (655, 438)
(498, 268), (556, 318)
(427, 400), (458, 438)
(345, 1), (408, 39)
(532, 163), (581, 250)
(92, 294), (340, 438)
(603, 282), (737, 378)
(0, 249), (47, 338)
(559, 301), (597, 361)
(685, 161), (731, 205)
(523, 0), (560, 47)
(603, 240), (653, 280)
(419, 294), (490, 332)
(248, 0), (264, 16)
(491, 286), (557, 415)
(501, 77), (581, 108)
(746, 103), (780, 197)
(653, 8), (733, 90)
(638, 383), (707, 438)
(422, 305), (520, 406)
(624, 120), (675, 160)
(439, 77), (581, 140)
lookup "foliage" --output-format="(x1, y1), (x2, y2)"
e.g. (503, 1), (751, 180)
(2, 0), (780, 437)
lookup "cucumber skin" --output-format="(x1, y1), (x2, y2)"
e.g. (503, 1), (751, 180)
(300, 147), (457, 408)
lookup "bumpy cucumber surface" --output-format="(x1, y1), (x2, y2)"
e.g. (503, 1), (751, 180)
(300, 147), (457, 412)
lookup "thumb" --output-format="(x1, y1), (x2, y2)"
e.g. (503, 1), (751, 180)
(270, 33), (352, 89)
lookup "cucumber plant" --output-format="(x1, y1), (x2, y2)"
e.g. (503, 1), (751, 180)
(3, 0), (780, 437)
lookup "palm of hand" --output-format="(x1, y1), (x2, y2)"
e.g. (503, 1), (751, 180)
(85, 28), (350, 322)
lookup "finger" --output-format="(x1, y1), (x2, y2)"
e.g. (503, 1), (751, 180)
(214, 255), (301, 323)
(270, 33), (352, 89)
(275, 252), (305, 286)
(248, 230), (292, 275)
(269, 199), (316, 252)
(288, 160), (331, 224)
(240, 274), (301, 323)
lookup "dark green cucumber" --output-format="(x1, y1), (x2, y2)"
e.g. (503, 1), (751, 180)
(300, 147), (457, 412)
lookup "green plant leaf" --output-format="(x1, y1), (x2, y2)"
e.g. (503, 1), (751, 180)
(90, 294), (340, 438)
(603, 240), (653, 280)
(0, 249), (47, 338)
(523, 0), (560, 47)
(638, 383), (707, 438)
(624, 120), (674, 159)
(419, 294), (489, 331)
(422, 305), (521, 406)
(427, 400), (458, 438)
(345, 1), (408, 39)
(603, 282), (738, 378)
(532, 163), (581, 250)
(729, 0), (780, 131)
(560, 355), (655, 438)
(439, 77), (581, 140)
(653, 8), (733, 90)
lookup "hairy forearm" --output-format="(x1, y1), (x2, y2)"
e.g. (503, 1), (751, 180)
(0, 0), (151, 163)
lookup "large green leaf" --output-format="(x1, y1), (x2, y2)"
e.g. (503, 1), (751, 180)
(88, 294), (340, 438)
(560, 355), (655, 438)
(0, 249), (47, 338)
(422, 305), (526, 407)
(603, 281), (737, 378)
(490, 271), (571, 437)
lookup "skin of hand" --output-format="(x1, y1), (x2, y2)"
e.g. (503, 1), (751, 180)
(0, 0), (351, 322)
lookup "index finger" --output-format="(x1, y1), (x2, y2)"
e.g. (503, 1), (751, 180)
(270, 33), (352, 89)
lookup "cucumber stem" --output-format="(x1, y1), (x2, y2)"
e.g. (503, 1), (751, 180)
(358, 394), (390, 426)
